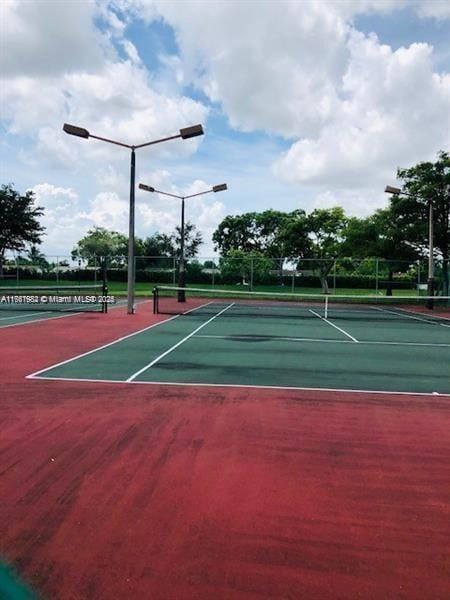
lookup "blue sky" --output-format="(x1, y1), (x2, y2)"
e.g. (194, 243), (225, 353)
(1, 0), (449, 259)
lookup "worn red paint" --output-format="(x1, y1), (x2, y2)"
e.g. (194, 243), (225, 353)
(0, 307), (449, 599)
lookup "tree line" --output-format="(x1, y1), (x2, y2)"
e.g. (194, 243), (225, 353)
(1, 151), (448, 292)
(212, 151), (449, 292)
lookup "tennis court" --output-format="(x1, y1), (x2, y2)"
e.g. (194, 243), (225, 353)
(0, 283), (109, 328)
(28, 288), (450, 395)
(2, 287), (449, 599)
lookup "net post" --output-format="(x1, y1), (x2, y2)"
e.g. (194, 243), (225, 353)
(152, 287), (159, 314)
(102, 282), (108, 314)
(102, 257), (108, 313)
(325, 295), (328, 319)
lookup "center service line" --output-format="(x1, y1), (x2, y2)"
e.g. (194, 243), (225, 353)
(126, 303), (235, 382)
(309, 309), (359, 342)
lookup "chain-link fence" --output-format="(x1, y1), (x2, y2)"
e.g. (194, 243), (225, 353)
(2, 254), (448, 296)
(0, 255), (103, 286)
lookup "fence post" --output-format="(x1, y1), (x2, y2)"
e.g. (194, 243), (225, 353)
(375, 259), (379, 294)
(250, 256), (254, 291)
(417, 260), (420, 296)
(333, 259), (336, 293)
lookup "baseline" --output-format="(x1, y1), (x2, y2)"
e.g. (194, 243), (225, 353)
(26, 375), (450, 397)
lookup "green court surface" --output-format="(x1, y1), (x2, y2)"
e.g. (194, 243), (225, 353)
(28, 300), (450, 395)
(0, 309), (81, 328)
(0, 299), (127, 328)
(0, 284), (108, 328)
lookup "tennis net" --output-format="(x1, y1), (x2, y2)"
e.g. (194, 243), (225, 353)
(153, 286), (450, 323)
(0, 284), (108, 313)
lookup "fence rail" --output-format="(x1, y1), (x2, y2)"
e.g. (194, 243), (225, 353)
(1, 255), (449, 295)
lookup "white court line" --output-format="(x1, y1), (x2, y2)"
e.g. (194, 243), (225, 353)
(194, 334), (450, 348)
(1, 304), (115, 330)
(27, 374), (450, 397)
(309, 309), (359, 342)
(372, 305), (450, 328)
(0, 312), (39, 321)
(0, 310), (87, 329)
(394, 305), (450, 323)
(0, 298), (130, 329)
(26, 301), (214, 379)
(126, 303), (235, 382)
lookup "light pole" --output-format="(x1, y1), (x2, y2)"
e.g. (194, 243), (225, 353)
(384, 185), (435, 309)
(139, 182), (227, 301)
(63, 122), (204, 314)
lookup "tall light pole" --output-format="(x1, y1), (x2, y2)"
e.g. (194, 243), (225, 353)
(384, 185), (435, 309)
(63, 123), (204, 314)
(139, 182), (228, 301)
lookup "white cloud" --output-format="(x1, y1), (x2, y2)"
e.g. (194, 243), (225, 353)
(151, 0), (349, 138)
(29, 183), (87, 256)
(120, 39), (142, 65)
(144, 0), (448, 195)
(29, 171), (225, 257)
(1, 61), (208, 164)
(414, 0), (450, 20)
(83, 191), (129, 231)
(136, 173), (226, 255)
(273, 32), (450, 188)
(310, 188), (386, 217)
(0, 0), (113, 77)
(31, 183), (78, 208)
(3, 0), (449, 258)
(0, 0), (209, 172)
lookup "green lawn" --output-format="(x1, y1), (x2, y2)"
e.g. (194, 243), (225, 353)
(0, 279), (422, 298)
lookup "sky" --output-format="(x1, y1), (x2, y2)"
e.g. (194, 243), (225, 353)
(1, 0), (449, 260)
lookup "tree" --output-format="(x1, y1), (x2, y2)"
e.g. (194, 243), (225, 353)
(141, 233), (175, 258)
(137, 233), (176, 269)
(393, 151), (450, 294)
(218, 250), (273, 286)
(213, 210), (305, 257)
(213, 208), (347, 292)
(255, 210), (307, 280)
(342, 211), (420, 295)
(203, 260), (217, 269)
(27, 245), (49, 268)
(0, 184), (45, 278)
(213, 210), (309, 283)
(213, 213), (262, 254)
(304, 207), (348, 293)
(279, 211), (311, 260)
(72, 227), (128, 266)
(173, 221), (203, 259)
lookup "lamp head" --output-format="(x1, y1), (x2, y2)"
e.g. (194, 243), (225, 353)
(63, 123), (90, 138)
(385, 185), (401, 195)
(213, 183), (227, 192)
(179, 124), (204, 139)
(138, 184), (155, 192)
